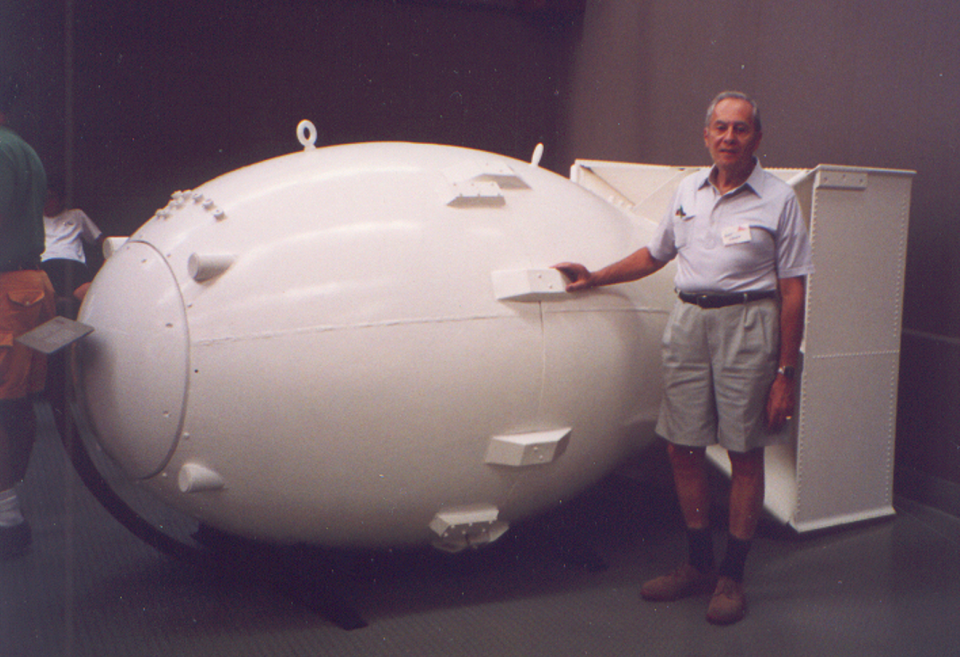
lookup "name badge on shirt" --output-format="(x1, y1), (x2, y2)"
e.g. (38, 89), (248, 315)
(721, 224), (752, 246)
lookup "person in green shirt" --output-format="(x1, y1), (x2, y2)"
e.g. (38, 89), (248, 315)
(0, 71), (56, 560)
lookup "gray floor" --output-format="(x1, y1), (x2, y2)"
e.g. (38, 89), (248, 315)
(3, 402), (960, 657)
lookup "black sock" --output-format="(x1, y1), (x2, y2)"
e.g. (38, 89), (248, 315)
(687, 527), (715, 574)
(717, 535), (752, 582)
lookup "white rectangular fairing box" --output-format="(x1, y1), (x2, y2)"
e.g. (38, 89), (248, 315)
(571, 160), (915, 533)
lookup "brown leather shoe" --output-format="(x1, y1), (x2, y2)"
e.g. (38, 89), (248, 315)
(640, 563), (717, 602)
(706, 576), (747, 625)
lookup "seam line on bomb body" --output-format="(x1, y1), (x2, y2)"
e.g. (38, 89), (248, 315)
(192, 308), (669, 346)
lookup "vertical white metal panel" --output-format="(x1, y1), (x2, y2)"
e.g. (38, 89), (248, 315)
(804, 169), (913, 355)
(792, 166), (914, 531)
(793, 353), (900, 531)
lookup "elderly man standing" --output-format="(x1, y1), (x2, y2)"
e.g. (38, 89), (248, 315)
(554, 91), (813, 624)
(0, 72), (56, 560)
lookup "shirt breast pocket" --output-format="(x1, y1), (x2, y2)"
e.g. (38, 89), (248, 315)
(672, 213), (696, 248)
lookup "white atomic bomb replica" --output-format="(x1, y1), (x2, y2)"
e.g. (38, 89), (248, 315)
(75, 121), (680, 552)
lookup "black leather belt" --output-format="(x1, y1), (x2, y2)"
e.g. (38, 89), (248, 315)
(678, 290), (777, 309)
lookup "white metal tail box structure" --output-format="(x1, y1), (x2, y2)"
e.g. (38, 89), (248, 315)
(572, 159), (915, 534)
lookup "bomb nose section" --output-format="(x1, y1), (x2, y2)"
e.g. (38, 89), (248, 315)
(76, 240), (189, 478)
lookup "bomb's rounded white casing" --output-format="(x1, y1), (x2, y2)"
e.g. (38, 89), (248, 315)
(76, 140), (676, 549)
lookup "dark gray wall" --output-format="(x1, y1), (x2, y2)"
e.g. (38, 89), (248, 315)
(4, 0), (959, 512)
(4, 0), (578, 236)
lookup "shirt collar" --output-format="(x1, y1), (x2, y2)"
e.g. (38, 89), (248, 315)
(697, 158), (766, 197)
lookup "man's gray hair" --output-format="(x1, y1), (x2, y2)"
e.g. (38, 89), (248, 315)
(704, 91), (762, 133)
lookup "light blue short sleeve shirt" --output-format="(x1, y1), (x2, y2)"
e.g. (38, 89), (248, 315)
(647, 162), (814, 294)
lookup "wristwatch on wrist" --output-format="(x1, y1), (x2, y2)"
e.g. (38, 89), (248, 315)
(777, 365), (796, 380)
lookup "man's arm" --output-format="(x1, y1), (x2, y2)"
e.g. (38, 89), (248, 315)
(553, 247), (668, 292)
(766, 275), (806, 430)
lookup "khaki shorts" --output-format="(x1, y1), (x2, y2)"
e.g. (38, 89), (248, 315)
(655, 297), (785, 453)
(0, 270), (56, 399)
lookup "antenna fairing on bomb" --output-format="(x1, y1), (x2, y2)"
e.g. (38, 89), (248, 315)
(76, 124), (676, 551)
